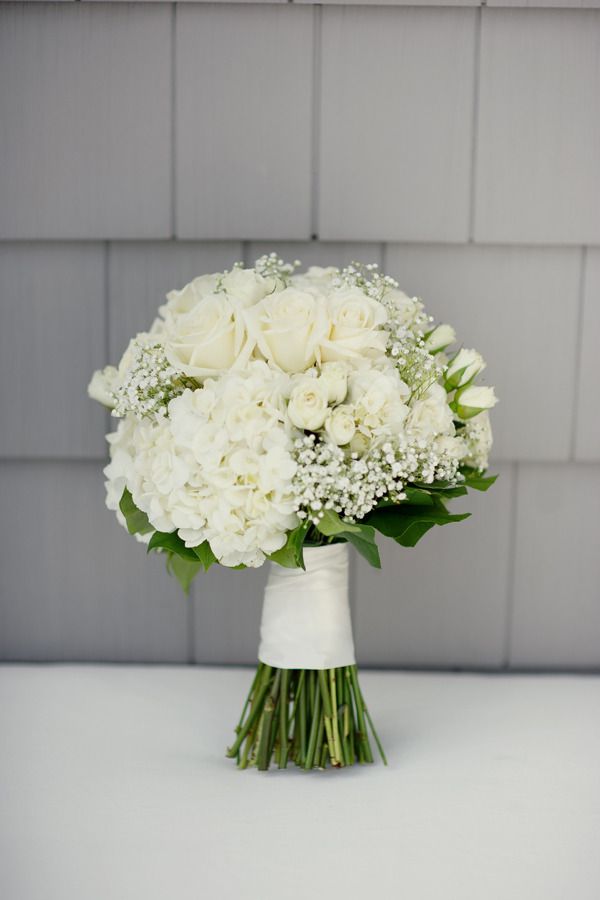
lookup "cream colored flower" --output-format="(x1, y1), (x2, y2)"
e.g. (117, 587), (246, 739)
(165, 294), (250, 377)
(87, 365), (118, 408)
(453, 384), (498, 419)
(220, 267), (272, 306)
(384, 289), (425, 329)
(318, 361), (349, 404)
(445, 348), (485, 389)
(287, 378), (330, 431)
(320, 288), (388, 362)
(324, 405), (356, 446)
(406, 383), (454, 441)
(159, 274), (220, 325)
(424, 324), (456, 353)
(248, 287), (328, 373)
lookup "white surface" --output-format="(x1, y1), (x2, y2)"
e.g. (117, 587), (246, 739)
(1, 666), (599, 900)
(259, 546), (355, 669)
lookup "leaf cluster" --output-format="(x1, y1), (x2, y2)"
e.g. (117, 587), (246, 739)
(118, 468), (497, 592)
(119, 488), (219, 595)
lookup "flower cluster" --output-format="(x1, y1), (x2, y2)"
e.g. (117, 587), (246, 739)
(104, 362), (298, 567)
(292, 432), (461, 525)
(89, 257), (497, 569)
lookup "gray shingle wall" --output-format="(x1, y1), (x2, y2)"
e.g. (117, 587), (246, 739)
(0, 3), (598, 669)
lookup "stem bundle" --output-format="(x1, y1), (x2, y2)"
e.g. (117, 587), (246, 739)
(227, 663), (387, 771)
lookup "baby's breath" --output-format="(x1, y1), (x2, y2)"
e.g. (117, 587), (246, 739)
(112, 342), (196, 420)
(292, 433), (460, 526)
(254, 252), (300, 283)
(327, 261), (444, 399)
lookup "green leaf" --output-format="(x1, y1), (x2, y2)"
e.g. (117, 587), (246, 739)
(166, 553), (202, 596)
(460, 469), (498, 492)
(344, 525), (381, 569)
(394, 521), (437, 548)
(147, 530), (199, 561)
(315, 508), (362, 537)
(119, 488), (153, 536)
(268, 522), (309, 569)
(192, 540), (218, 572)
(315, 510), (381, 568)
(366, 504), (471, 547)
(411, 481), (469, 499)
(444, 364), (471, 392)
(402, 487), (436, 507)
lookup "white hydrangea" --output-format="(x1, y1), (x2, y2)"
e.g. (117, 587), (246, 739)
(406, 383), (455, 444)
(104, 362), (299, 568)
(347, 367), (410, 449)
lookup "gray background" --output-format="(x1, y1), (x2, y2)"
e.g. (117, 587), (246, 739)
(0, 1), (598, 670)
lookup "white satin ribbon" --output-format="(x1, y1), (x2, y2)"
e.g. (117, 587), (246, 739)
(258, 543), (356, 670)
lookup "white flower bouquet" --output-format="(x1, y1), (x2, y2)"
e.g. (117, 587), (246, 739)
(89, 255), (497, 771)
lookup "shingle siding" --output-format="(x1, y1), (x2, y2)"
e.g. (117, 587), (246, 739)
(0, 2), (597, 668)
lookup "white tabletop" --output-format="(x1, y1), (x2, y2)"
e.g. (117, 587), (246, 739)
(1, 665), (599, 900)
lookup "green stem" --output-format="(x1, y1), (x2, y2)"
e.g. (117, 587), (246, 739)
(298, 676), (307, 766)
(227, 663), (386, 771)
(289, 669), (305, 725)
(330, 668), (343, 767)
(226, 664), (272, 758)
(349, 665), (373, 764)
(278, 669), (289, 769)
(317, 670), (337, 764)
(363, 698), (388, 766)
(257, 669), (281, 771)
(304, 686), (321, 770)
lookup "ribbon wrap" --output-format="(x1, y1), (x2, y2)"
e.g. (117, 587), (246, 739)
(258, 544), (355, 670)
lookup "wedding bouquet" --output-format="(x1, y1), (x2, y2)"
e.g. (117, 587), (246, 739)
(89, 254), (497, 771)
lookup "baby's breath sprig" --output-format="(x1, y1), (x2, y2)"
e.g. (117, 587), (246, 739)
(292, 433), (460, 526)
(332, 261), (399, 302)
(112, 342), (197, 420)
(254, 252), (300, 284)
(327, 261), (444, 399)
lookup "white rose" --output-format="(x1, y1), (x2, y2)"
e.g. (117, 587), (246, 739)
(324, 405), (356, 446)
(445, 348), (485, 389)
(165, 293), (250, 377)
(319, 361), (349, 404)
(424, 324), (456, 353)
(407, 383), (454, 441)
(306, 266), (338, 281)
(291, 266), (339, 293)
(287, 378), (330, 431)
(88, 365), (118, 408)
(452, 385), (498, 420)
(384, 289), (425, 328)
(220, 267), (271, 306)
(248, 287), (328, 373)
(320, 288), (388, 363)
(159, 274), (220, 325)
